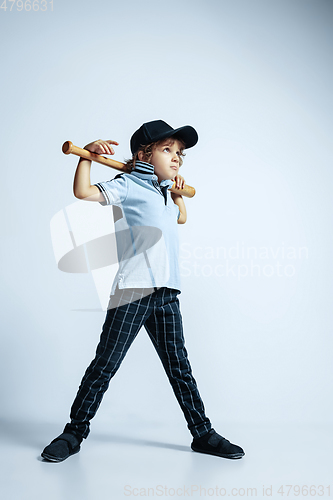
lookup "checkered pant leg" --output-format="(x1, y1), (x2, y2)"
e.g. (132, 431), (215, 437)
(64, 289), (154, 439)
(144, 289), (211, 439)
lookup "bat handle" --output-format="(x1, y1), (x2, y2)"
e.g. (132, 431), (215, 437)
(62, 140), (74, 154)
(62, 141), (127, 171)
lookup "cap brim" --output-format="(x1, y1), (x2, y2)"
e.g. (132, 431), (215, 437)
(156, 125), (198, 150)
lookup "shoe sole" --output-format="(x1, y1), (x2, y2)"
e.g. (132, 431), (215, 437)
(191, 445), (244, 459)
(41, 447), (80, 463)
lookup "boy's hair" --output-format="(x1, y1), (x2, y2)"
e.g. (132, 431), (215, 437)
(124, 136), (186, 173)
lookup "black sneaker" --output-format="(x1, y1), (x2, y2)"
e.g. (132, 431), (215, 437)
(41, 432), (82, 463)
(191, 429), (245, 459)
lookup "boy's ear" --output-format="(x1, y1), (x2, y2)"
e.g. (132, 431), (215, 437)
(138, 151), (144, 161)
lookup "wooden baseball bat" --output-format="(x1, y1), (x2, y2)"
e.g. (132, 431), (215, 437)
(62, 141), (196, 198)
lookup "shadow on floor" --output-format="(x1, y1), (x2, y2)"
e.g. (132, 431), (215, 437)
(91, 431), (191, 453)
(0, 418), (190, 454)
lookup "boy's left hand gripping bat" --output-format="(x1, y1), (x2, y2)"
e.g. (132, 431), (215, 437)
(62, 141), (196, 198)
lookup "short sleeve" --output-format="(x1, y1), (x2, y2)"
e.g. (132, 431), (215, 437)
(94, 175), (128, 206)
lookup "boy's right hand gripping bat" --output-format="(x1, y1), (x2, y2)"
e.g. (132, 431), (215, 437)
(62, 141), (196, 198)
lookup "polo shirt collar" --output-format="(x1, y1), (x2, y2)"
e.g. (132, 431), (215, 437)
(131, 161), (174, 189)
(132, 160), (155, 176)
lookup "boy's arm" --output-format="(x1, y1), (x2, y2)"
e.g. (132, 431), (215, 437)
(171, 174), (187, 223)
(73, 158), (104, 201)
(171, 193), (187, 224)
(73, 139), (119, 202)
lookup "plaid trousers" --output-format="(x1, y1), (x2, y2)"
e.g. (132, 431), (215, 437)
(64, 287), (212, 439)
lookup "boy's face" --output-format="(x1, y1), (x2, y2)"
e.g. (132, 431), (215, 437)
(146, 138), (182, 182)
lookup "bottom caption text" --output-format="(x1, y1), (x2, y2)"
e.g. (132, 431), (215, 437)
(124, 484), (331, 497)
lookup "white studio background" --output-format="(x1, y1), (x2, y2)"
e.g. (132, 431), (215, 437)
(1, 0), (332, 438)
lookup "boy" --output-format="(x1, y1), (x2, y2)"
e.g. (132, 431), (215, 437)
(41, 120), (245, 462)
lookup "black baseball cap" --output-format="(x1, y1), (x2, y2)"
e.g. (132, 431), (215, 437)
(130, 120), (198, 155)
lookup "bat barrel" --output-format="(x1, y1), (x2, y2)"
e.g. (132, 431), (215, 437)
(170, 183), (196, 197)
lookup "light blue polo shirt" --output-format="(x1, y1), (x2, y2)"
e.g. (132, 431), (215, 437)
(94, 161), (181, 294)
